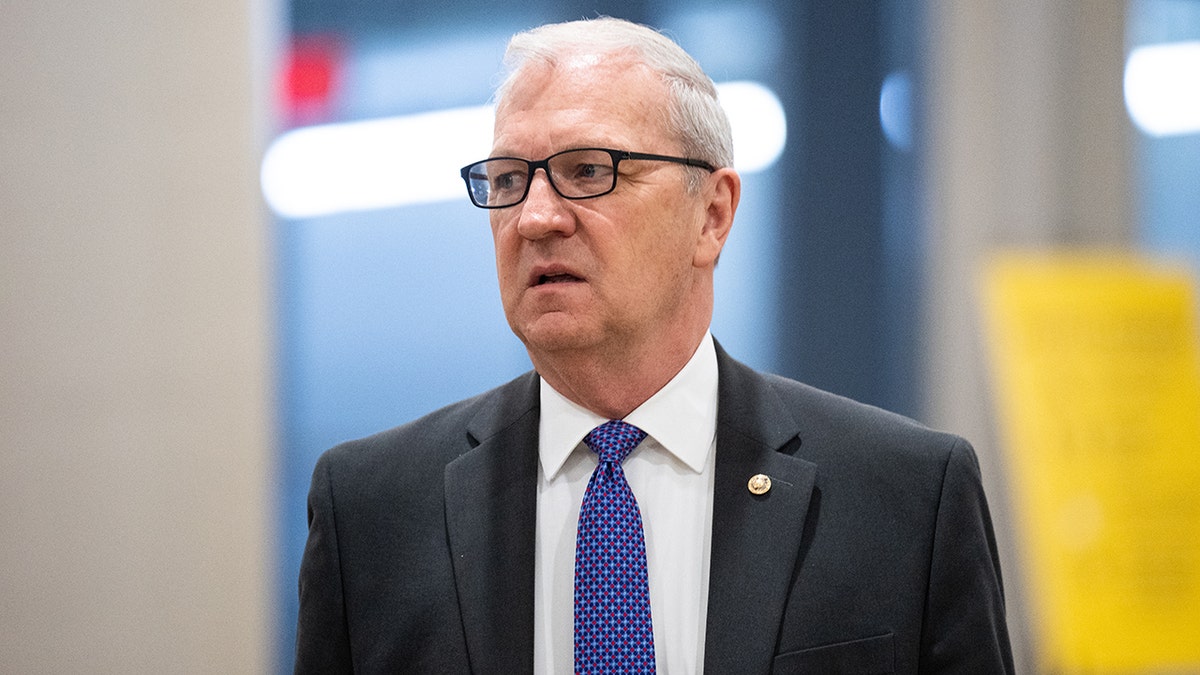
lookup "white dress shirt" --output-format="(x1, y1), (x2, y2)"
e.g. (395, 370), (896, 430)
(533, 333), (718, 674)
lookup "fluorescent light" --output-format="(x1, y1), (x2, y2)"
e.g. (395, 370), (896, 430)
(879, 70), (913, 150)
(261, 81), (788, 219)
(260, 106), (493, 219)
(717, 80), (788, 173)
(1124, 41), (1200, 138)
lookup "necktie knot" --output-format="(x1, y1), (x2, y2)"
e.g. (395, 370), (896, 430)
(584, 420), (647, 465)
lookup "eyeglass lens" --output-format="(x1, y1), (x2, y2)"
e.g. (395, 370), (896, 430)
(466, 149), (619, 208)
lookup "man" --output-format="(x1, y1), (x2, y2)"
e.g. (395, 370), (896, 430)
(295, 17), (1013, 674)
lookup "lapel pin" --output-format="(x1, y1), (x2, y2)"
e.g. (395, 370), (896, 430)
(747, 473), (772, 495)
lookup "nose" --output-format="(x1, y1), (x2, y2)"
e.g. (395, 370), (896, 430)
(515, 169), (576, 240)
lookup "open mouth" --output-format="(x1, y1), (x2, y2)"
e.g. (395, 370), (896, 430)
(537, 273), (582, 285)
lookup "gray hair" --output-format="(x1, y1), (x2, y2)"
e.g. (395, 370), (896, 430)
(494, 17), (734, 174)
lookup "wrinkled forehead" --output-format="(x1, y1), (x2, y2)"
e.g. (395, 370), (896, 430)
(499, 52), (667, 106)
(492, 56), (674, 149)
(497, 47), (645, 103)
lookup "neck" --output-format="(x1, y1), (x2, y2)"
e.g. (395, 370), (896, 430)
(531, 326), (708, 420)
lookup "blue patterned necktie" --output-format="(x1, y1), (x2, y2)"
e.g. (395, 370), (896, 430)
(574, 419), (656, 674)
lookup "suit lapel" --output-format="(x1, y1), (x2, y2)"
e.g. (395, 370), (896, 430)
(440, 351), (817, 672)
(444, 373), (540, 675)
(704, 348), (818, 673)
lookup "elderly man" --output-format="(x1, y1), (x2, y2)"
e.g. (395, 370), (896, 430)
(295, 17), (1013, 674)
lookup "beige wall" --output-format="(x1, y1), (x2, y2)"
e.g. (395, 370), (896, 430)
(0, 1), (276, 672)
(923, 1), (1134, 672)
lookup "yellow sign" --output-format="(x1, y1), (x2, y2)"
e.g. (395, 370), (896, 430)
(983, 254), (1200, 673)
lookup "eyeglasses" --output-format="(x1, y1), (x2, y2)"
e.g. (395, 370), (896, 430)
(459, 147), (717, 209)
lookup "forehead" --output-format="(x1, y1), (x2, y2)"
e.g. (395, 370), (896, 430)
(492, 56), (673, 154)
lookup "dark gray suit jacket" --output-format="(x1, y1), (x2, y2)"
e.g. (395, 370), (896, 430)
(295, 345), (1013, 673)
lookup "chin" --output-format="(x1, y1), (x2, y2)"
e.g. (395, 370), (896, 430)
(513, 316), (598, 355)
(519, 330), (591, 355)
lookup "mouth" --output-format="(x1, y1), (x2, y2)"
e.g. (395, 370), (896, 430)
(529, 264), (585, 287)
(536, 272), (583, 286)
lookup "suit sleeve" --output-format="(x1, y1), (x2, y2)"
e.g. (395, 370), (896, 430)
(294, 453), (354, 674)
(920, 439), (1015, 673)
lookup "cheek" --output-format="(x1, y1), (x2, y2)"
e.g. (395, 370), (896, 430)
(490, 218), (517, 270)
(638, 217), (699, 273)
(489, 213), (508, 246)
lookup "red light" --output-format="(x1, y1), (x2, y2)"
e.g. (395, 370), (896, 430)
(281, 36), (342, 124)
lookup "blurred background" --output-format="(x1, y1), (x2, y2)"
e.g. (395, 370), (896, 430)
(2, 0), (1197, 672)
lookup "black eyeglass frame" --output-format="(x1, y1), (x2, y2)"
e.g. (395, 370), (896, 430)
(459, 147), (718, 209)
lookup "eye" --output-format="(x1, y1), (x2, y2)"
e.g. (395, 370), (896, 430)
(492, 170), (523, 192)
(571, 162), (614, 181)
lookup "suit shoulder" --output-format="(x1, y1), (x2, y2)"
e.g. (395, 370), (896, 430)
(722, 361), (984, 517)
(318, 370), (539, 477)
(772, 370), (951, 434)
(778, 372), (969, 459)
(718, 349), (972, 472)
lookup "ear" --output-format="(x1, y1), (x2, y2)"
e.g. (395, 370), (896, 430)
(693, 167), (740, 268)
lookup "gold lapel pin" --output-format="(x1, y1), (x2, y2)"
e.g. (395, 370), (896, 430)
(748, 473), (772, 495)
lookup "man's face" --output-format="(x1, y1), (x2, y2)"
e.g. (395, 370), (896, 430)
(489, 56), (717, 363)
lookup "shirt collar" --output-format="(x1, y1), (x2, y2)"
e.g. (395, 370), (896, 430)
(538, 333), (719, 480)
